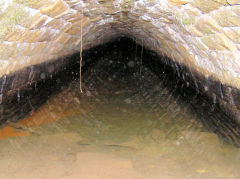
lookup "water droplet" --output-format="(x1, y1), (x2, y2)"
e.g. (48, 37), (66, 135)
(47, 65), (54, 73)
(127, 61), (135, 67)
(17, 89), (20, 103)
(86, 91), (91, 96)
(40, 73), (46, 79)
(213, 93), (216, 104)
(0, 94), (2, 104)
(204, 85), (208, 92)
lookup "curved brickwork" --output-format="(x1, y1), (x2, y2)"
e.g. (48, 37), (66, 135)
(1, 0), (240, 120)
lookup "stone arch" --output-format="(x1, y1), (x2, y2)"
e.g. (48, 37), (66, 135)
(0, 0), (240, 122)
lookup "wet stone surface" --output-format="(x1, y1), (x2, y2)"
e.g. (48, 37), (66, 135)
(0, 54), (79, 125)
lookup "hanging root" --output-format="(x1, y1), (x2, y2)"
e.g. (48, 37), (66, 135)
(79, 9), (83, 93)
(140, 39), (143, 77)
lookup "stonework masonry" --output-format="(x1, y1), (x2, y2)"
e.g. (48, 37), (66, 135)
(1, 0), (240, 121)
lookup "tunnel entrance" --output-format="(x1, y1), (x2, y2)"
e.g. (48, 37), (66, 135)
(1, 37), (240, 178)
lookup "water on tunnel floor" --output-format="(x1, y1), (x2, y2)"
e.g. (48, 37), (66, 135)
(0, 38), (240, 179)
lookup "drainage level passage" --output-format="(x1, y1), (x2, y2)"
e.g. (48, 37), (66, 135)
(0, 38), (240, 179)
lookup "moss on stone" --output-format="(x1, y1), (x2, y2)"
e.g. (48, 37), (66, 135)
(13, 0), (54, 9)
(182, 16), (196, 25)
(0, 4), (28, 39)
(175, 13), (196, 25)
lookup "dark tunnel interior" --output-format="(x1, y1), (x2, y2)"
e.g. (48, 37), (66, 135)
(1, 36), (240, 147)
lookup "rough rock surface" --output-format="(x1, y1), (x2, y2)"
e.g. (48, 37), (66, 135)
(1, 0), (240, 120)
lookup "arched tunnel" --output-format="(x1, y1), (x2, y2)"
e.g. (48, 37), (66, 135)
(1, 0), (240, 178)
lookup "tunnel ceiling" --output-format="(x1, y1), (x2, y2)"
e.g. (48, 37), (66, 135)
(0, 0), (240, 90)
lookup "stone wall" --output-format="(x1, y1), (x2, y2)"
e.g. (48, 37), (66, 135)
(1, 0), (240, 120)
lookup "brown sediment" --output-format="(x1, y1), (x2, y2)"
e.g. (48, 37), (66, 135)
(0, 84), (93, 139)
(19, 91), (92, 127)
(0, 126), (30, 140)
(0, 97), (92, 140)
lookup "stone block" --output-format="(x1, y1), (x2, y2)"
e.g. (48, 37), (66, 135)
(72, 17), (91, 29)
(227, 0), (240, 5)
(4, 28), (25, 41)
(168, 0), (190, 6)
(0, 43), (17, 59)
(45, 19), (66, 30)
(223, 27), (240, 43)
(16, 29), (41, 43)
(213, 8), (240, 27)
(181, 4), (202, 16)
(27, 43), (47, 56)
(201, 33), (237, 51)
(195, 16), (221, 35)
(29, 13), (48, 30)
(61, 12), (82, 23)
(65, 37), (79, 46)
(37, 29), (56, 42)
(191, 0), (227, 13)
(223, 27), (240, 44)
(25, 30), (42, 43)
(40, 0), (69, 18)
(65, 26), (82, 36)
(186, 26), (203, 37)
(55, 33), (71, 44)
